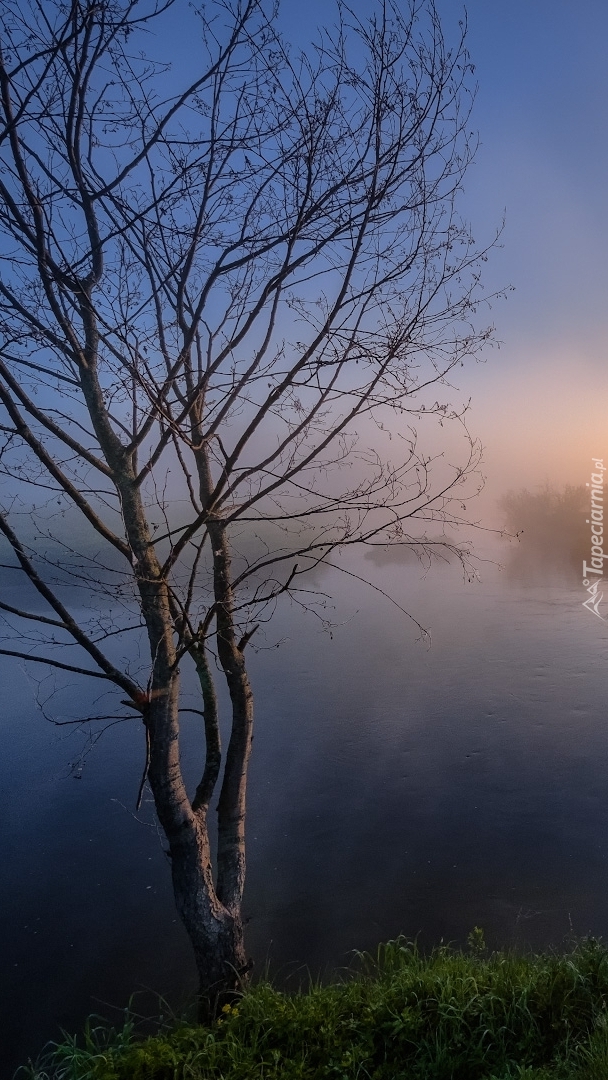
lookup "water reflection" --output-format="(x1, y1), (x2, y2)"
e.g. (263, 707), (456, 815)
(498, 484), (588, 583)
(3, 534), (608, 1074)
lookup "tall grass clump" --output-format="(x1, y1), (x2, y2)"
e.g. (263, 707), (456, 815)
(17, 936), (608, 1080)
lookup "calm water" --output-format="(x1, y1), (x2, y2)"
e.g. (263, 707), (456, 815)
(3, 540), (608, 1074)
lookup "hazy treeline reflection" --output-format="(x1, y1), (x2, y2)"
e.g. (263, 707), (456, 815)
(499, 484), (587, 582)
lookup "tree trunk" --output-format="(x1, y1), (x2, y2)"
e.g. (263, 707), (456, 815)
(169, 811), (248, 1016)
(117, 470), (249, 1015)
(208, 518), (254, 914)
(145, 674), (248, 1014)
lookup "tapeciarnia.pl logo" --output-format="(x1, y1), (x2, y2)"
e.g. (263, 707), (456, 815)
(582, 458), (607, 620)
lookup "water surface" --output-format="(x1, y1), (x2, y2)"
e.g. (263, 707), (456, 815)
(3, 541), (608, 1073)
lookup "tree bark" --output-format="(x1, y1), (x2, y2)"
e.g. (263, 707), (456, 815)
(144, 655), (249, 1012)
(89, 373), (249, 1009)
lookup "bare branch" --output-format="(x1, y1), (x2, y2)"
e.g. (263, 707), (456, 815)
(0, 0), (497, 1005)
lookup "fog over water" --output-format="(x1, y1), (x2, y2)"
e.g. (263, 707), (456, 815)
(3, 497), (608, 1072)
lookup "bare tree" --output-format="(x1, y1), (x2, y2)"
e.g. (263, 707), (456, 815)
(0, 0), (495, 1010)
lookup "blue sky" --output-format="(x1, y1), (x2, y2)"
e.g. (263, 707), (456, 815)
(279, 0), (608, 345)
(16, 0), (606, 509)
(461, 0), (608, 350)
(276, 0), (608, 498)
(145, 0), (608, 499)
(435, 0), (608, 498)
(460, 0), (608, 495)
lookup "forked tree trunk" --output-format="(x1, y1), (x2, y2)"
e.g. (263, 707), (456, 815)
(171, 841), (248, 1016)
(115, 460), (251, 1014)
(145, 675), (249, 1015)
(167, 806), (248, 1014)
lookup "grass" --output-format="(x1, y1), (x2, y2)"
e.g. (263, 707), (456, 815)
(16, 934), (608, 1080)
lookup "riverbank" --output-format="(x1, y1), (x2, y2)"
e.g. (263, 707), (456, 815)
(18, 936), (608, 1079)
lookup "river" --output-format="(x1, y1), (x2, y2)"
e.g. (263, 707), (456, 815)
(3, 533), (608, 1073)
